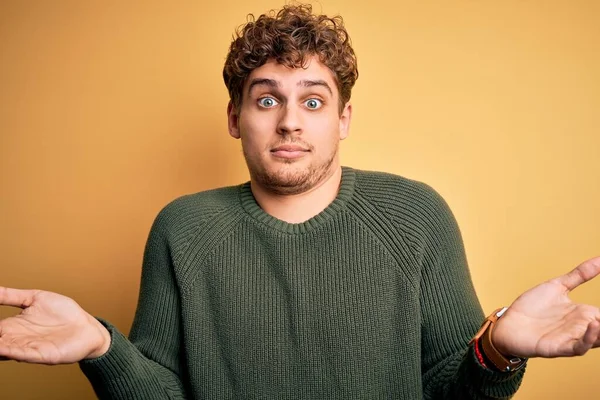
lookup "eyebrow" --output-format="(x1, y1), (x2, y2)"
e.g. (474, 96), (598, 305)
(299, 79), (333, 96)
(247, 78), (279, 95)
(247, 78), (333, 96)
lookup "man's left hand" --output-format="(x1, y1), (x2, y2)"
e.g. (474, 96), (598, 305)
(492, 256), (600, 358)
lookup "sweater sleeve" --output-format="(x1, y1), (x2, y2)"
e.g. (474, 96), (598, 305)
(416, 185), (525, 399)
(79, 208), (188, 399)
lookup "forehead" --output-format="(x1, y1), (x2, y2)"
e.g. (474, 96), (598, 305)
(244, 56), (338, 95)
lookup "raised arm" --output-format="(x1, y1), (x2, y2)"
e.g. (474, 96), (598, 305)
(416, 187), (524, 399)
(1, 208), (189, 399)
(79, 209), (188, 399)
(418, 185), (600, 399)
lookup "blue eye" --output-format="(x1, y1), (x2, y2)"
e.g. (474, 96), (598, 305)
(258, 97), (278, 108)
(305, 99), (323, 109)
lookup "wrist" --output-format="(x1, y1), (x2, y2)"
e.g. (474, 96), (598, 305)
(470, 307), (527, 372)
(85, 318), (111, 359)
(490, 318), (513, 357)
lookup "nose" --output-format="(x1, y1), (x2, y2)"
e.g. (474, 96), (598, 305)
(276, 104), (302, 136)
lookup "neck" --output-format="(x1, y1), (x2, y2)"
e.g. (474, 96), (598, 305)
(250, 166), (343, 224)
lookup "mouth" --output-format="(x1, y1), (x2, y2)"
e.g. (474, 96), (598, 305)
(270, 144), (310, 159)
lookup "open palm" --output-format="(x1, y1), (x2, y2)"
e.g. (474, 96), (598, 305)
(0, 288), (109, 364)
(492, 257), (600, 358)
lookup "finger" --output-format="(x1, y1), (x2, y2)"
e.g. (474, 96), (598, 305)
(594, 315), (600, 349)
(572, 320), (600, 356)
(0, 347), (36, 363)
(0, 341), (52, 364)
(0, 343), (26, 362)
(555, 256), (600, 292)
(0, 287), (38, 309)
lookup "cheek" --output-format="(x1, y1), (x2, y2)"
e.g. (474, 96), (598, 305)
(310, 126), (341, 154)
(239, 121), (270, 154)
(305, 110), (333, 127)
(311, 114), (341, 138)
(240, 111), (275, 135)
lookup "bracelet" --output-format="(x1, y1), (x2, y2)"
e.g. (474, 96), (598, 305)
(469, 307), (527, 372)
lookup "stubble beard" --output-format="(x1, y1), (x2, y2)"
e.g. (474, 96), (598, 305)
(244, 144), (338, 196)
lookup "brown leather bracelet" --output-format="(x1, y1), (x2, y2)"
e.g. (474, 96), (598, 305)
(469, 307), (527, 372)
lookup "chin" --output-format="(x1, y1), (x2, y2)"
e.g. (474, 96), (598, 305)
(259, 161), (337, 196)
(249, 163), (311, 195)
(271, 166), (311, 187)
(245, 149), (338, 195)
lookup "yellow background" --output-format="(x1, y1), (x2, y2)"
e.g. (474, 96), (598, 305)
(1, 1), (598, 398)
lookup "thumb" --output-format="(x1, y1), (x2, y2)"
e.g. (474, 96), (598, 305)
(0, 287), (39, 309)
(553, 256), (600, 292)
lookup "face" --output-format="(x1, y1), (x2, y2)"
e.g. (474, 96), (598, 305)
(227, 56), (352, 195)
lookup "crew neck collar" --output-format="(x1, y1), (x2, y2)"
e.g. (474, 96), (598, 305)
(238, 166), (356, 234)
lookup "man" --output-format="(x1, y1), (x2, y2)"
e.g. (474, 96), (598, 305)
(0, 4), (599, 399)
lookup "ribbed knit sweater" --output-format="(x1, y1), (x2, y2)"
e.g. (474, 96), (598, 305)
(80, 167), (525, 399)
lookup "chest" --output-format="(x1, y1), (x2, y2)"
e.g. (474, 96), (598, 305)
(180, 224), (420, 337)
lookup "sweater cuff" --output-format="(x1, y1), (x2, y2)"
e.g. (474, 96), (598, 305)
(79, 318), (186, 399)
(79, 318), (135, 383)
(464, 344), (526, 397)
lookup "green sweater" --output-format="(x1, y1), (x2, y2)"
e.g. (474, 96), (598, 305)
(80, 167), (525, 399)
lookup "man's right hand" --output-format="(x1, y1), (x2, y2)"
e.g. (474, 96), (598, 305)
(0, 287), (110, 364)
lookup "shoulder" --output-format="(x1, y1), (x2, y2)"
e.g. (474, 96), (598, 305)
(150, 184), (244, 237)
(352, 168), (450, 217)
(163, 185), (241, 214)
(349, 168), (459, 241)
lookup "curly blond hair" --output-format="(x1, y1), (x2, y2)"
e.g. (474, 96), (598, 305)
(222, 4), (359, 113)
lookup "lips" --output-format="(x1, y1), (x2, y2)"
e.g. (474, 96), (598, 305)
(271, 144), (309, 152)
(270, 143), (310, 159)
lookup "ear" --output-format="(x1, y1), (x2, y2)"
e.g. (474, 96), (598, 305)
(227, 101), (241, 139)
(339, 102), (352, 140)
